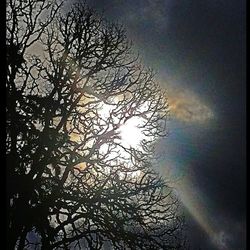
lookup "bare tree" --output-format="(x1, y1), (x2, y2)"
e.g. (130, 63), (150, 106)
(6, 1), (185, 249)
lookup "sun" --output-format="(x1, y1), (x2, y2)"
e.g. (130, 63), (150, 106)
(72, 100), (154, 176)
(118, 116), (145, 148)
(97, 100), (149, 150)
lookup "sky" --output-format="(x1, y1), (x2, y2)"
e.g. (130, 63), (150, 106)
(83, 1), (246, 249)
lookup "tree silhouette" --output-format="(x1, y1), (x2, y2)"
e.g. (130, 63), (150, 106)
(7, 0), (185, 249)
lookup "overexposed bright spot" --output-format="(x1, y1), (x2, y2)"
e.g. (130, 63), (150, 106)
(97, 100), (150, 150)
(118, 116), (146, 148)
(96, 101), (152, 180)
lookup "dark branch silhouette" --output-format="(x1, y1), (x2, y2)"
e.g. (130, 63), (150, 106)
(7, 0), (186, 249)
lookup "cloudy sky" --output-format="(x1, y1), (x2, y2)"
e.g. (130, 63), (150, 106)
(83, 1), (246, 249)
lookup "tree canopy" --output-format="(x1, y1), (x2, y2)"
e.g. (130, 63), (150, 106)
(6, 0), (185, 249)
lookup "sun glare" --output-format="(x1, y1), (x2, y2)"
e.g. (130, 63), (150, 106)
(72, 100), (154, 177)
(97, 100), (149, 150)
(118, 116), (145, 148)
